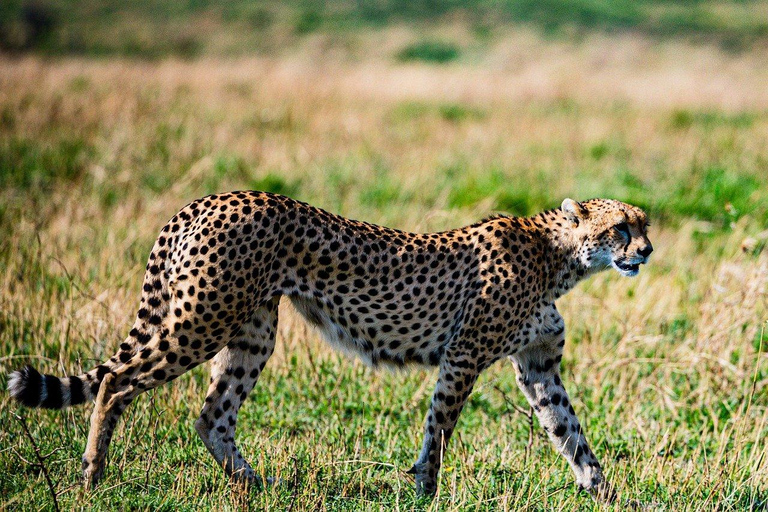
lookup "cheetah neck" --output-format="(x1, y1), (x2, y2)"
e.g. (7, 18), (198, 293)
(529, 208), (594, 300)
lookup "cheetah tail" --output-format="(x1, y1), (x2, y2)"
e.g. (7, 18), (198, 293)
(7, 364), (104, 410)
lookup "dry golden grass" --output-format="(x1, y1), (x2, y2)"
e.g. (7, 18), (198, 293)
(1, 31), (767, 510)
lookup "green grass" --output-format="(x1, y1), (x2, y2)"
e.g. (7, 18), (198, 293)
(397, 40), (461, 64)
(0, 54), (767, 510)
(0, 136), (93, 190)
(391, 102), (486, 123)
(2, 0), (768, 57)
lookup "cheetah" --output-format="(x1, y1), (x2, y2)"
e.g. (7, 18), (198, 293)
(8, 192), (652, 500)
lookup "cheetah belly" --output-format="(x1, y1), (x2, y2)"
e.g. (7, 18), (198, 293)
(289, 295), (450, 368)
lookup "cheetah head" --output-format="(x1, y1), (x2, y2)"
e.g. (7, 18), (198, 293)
(561, 198), (653, 277)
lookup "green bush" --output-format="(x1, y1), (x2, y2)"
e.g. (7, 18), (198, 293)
(295, 9), (322, 34)
(396, 40), (460, 64)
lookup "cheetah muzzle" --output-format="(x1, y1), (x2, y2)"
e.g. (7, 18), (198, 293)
(8, 193), (652, 502)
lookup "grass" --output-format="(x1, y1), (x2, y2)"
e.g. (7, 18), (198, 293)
(2, 0), (768, 57)
(396, 41), (461, 64)
(1, 30), (768, 510)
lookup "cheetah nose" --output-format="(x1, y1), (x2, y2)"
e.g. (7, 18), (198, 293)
(638, 244), (653, 258)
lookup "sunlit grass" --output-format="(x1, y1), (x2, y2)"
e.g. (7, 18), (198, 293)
(0, 45), (767, 509)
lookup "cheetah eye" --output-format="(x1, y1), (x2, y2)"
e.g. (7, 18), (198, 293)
(614, 222), (630, 236)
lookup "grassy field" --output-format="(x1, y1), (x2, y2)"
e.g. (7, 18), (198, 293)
(3, 0), (768, 57)
(1, 26), (768, 510)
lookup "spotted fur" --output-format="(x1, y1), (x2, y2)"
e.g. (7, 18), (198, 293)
(8, 192), (652, 500)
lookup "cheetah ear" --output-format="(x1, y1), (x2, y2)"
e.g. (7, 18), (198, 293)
(561, 198), (588, 223)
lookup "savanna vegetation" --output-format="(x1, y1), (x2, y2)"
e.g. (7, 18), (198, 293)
(1, 2), (767, 510)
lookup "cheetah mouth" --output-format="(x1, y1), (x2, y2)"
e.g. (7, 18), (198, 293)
(612, 259), (641, 276)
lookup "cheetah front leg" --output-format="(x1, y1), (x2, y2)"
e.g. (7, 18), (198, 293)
(511, 340), (615, 502)
(409, 351), (481, 496)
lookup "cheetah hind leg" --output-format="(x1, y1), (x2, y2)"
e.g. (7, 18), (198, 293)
(195, 297), (279, 488)
(83, 329), (201, 489)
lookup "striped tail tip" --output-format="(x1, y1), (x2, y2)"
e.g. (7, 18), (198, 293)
(8, 365), (44, 407)
(8, 365), (86, 409)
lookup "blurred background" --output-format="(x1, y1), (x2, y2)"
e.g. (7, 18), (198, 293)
(1, 1), (767, 510)
(1, 0), (768, 223)
(2, 0), (768, 57)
